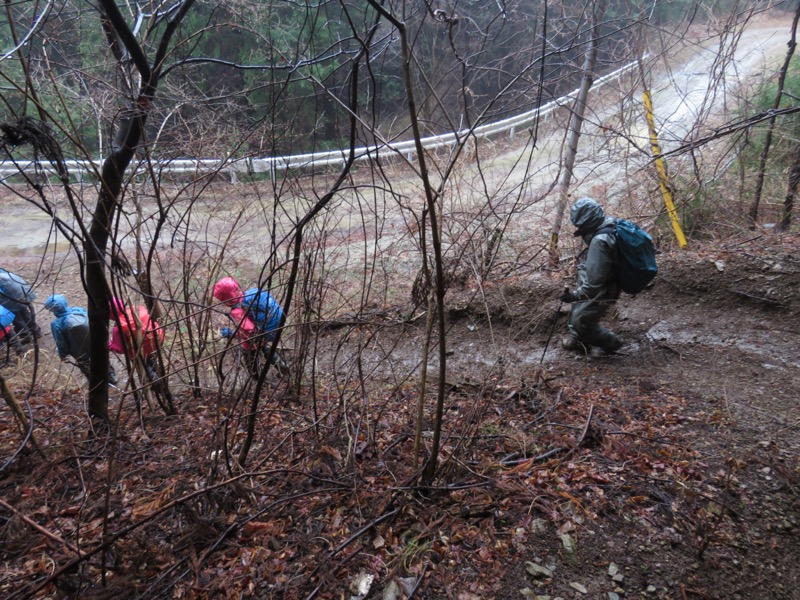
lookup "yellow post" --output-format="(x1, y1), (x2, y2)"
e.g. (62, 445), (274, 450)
(643, 89), (687, 248)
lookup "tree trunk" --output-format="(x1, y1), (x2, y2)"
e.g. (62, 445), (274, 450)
(748, 2), (800, 227)
(86, 0), (196, 419)
(548, 0), (608, 260)
(0, 372), (45, 457)
(86, 109), (146, 420)
(778, 144), (800, 231)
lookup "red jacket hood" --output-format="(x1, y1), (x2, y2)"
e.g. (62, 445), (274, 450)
(213, 277), (243, 307)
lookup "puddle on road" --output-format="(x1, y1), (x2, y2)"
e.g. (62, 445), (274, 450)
(4, 240), (73, 256)
(0, 208), (67, 255)
(647, 320), (800, 369)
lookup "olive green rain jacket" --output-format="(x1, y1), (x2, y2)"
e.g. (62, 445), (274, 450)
(566, 197), (622, 351)
(573, 216), (619, 302)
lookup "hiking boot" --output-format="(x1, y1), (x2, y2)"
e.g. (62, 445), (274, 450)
(271, 352), (290, 377)
(591, 338), (623, 358)
(604, 337), (623, 354)
(562, 336), (588, 353)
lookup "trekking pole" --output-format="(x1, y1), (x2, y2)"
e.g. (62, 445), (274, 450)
(540, 287), (569, 364)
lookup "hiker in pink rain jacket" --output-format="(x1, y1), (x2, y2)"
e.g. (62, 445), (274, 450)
(109, 297), (170, 400)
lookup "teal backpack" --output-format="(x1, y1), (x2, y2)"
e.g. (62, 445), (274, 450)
(597, 219), (658, 294)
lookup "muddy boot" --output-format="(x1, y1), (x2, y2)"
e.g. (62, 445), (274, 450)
(242, 349), (261, 379)
(249, 363), (262, 379)
(590, 337), (623, 358)
(260, 346), (289, 376)
(562, 335), (589, 353)
(602, 336), (623, 355)
(271, 352), (289, 376)
(144, 356), (160, 385)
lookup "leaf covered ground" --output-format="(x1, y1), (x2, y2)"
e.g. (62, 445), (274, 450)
(1, 232), (800, 599)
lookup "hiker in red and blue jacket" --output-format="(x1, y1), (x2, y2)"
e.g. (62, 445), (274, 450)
(560, 197), (623, 355)
(0, 268), (41, 349)
(44, 294), (117, 384)
(212, 276), (288, 377)
(0, 305), (16, 355)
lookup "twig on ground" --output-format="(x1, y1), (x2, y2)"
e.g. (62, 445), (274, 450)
(330, 508), (400, 557)
(732, 289), (785, 307)
(679, 583), (714, 599)
(526, 387), (564, 428)
(576, 403), (595, 446)
(0, 373), (46, 459)
(0, 498), (80, 554)
(503, 403), (595, 466)
(381, 432), (411, 455)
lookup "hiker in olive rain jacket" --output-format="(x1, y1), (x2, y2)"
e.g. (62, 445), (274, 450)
(212, 276), (287, 376)
(44, 294), (116, 384)
(559, 197), (623, 354)
(0, 268), (41, 347)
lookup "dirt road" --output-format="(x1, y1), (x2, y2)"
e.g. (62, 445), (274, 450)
(1, 17), (792, 260)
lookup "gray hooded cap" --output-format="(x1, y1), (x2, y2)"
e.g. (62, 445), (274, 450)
(570, 197), (606, 236)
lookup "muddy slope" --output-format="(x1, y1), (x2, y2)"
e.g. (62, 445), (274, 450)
(436, 233), (800, 599)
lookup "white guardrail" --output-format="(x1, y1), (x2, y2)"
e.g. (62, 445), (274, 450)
(0, 59), (640, 183)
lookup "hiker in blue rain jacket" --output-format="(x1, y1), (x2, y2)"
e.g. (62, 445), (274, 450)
(559, 197), (623, 355)
(212, 276), (288, 376)
(44, 294), (117, 384)
(0, 268), (41, 347)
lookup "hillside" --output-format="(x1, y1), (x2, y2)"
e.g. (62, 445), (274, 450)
(1, 232), (799, 599)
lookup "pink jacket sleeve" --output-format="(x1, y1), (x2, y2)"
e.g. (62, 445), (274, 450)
(109, 325), (125, 354)
(230, 308), (256, 339)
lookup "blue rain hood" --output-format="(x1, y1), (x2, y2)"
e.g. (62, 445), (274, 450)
(44, 294), (69, 317)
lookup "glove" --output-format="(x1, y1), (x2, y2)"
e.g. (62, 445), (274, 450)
(111, 254), (134, 278)
(559, 290), (576, 303)
(221, 327), (234, 338)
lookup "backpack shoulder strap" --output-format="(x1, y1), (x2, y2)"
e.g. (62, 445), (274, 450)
(591, 221), (621, 268)
(593, 220), (618, 239)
